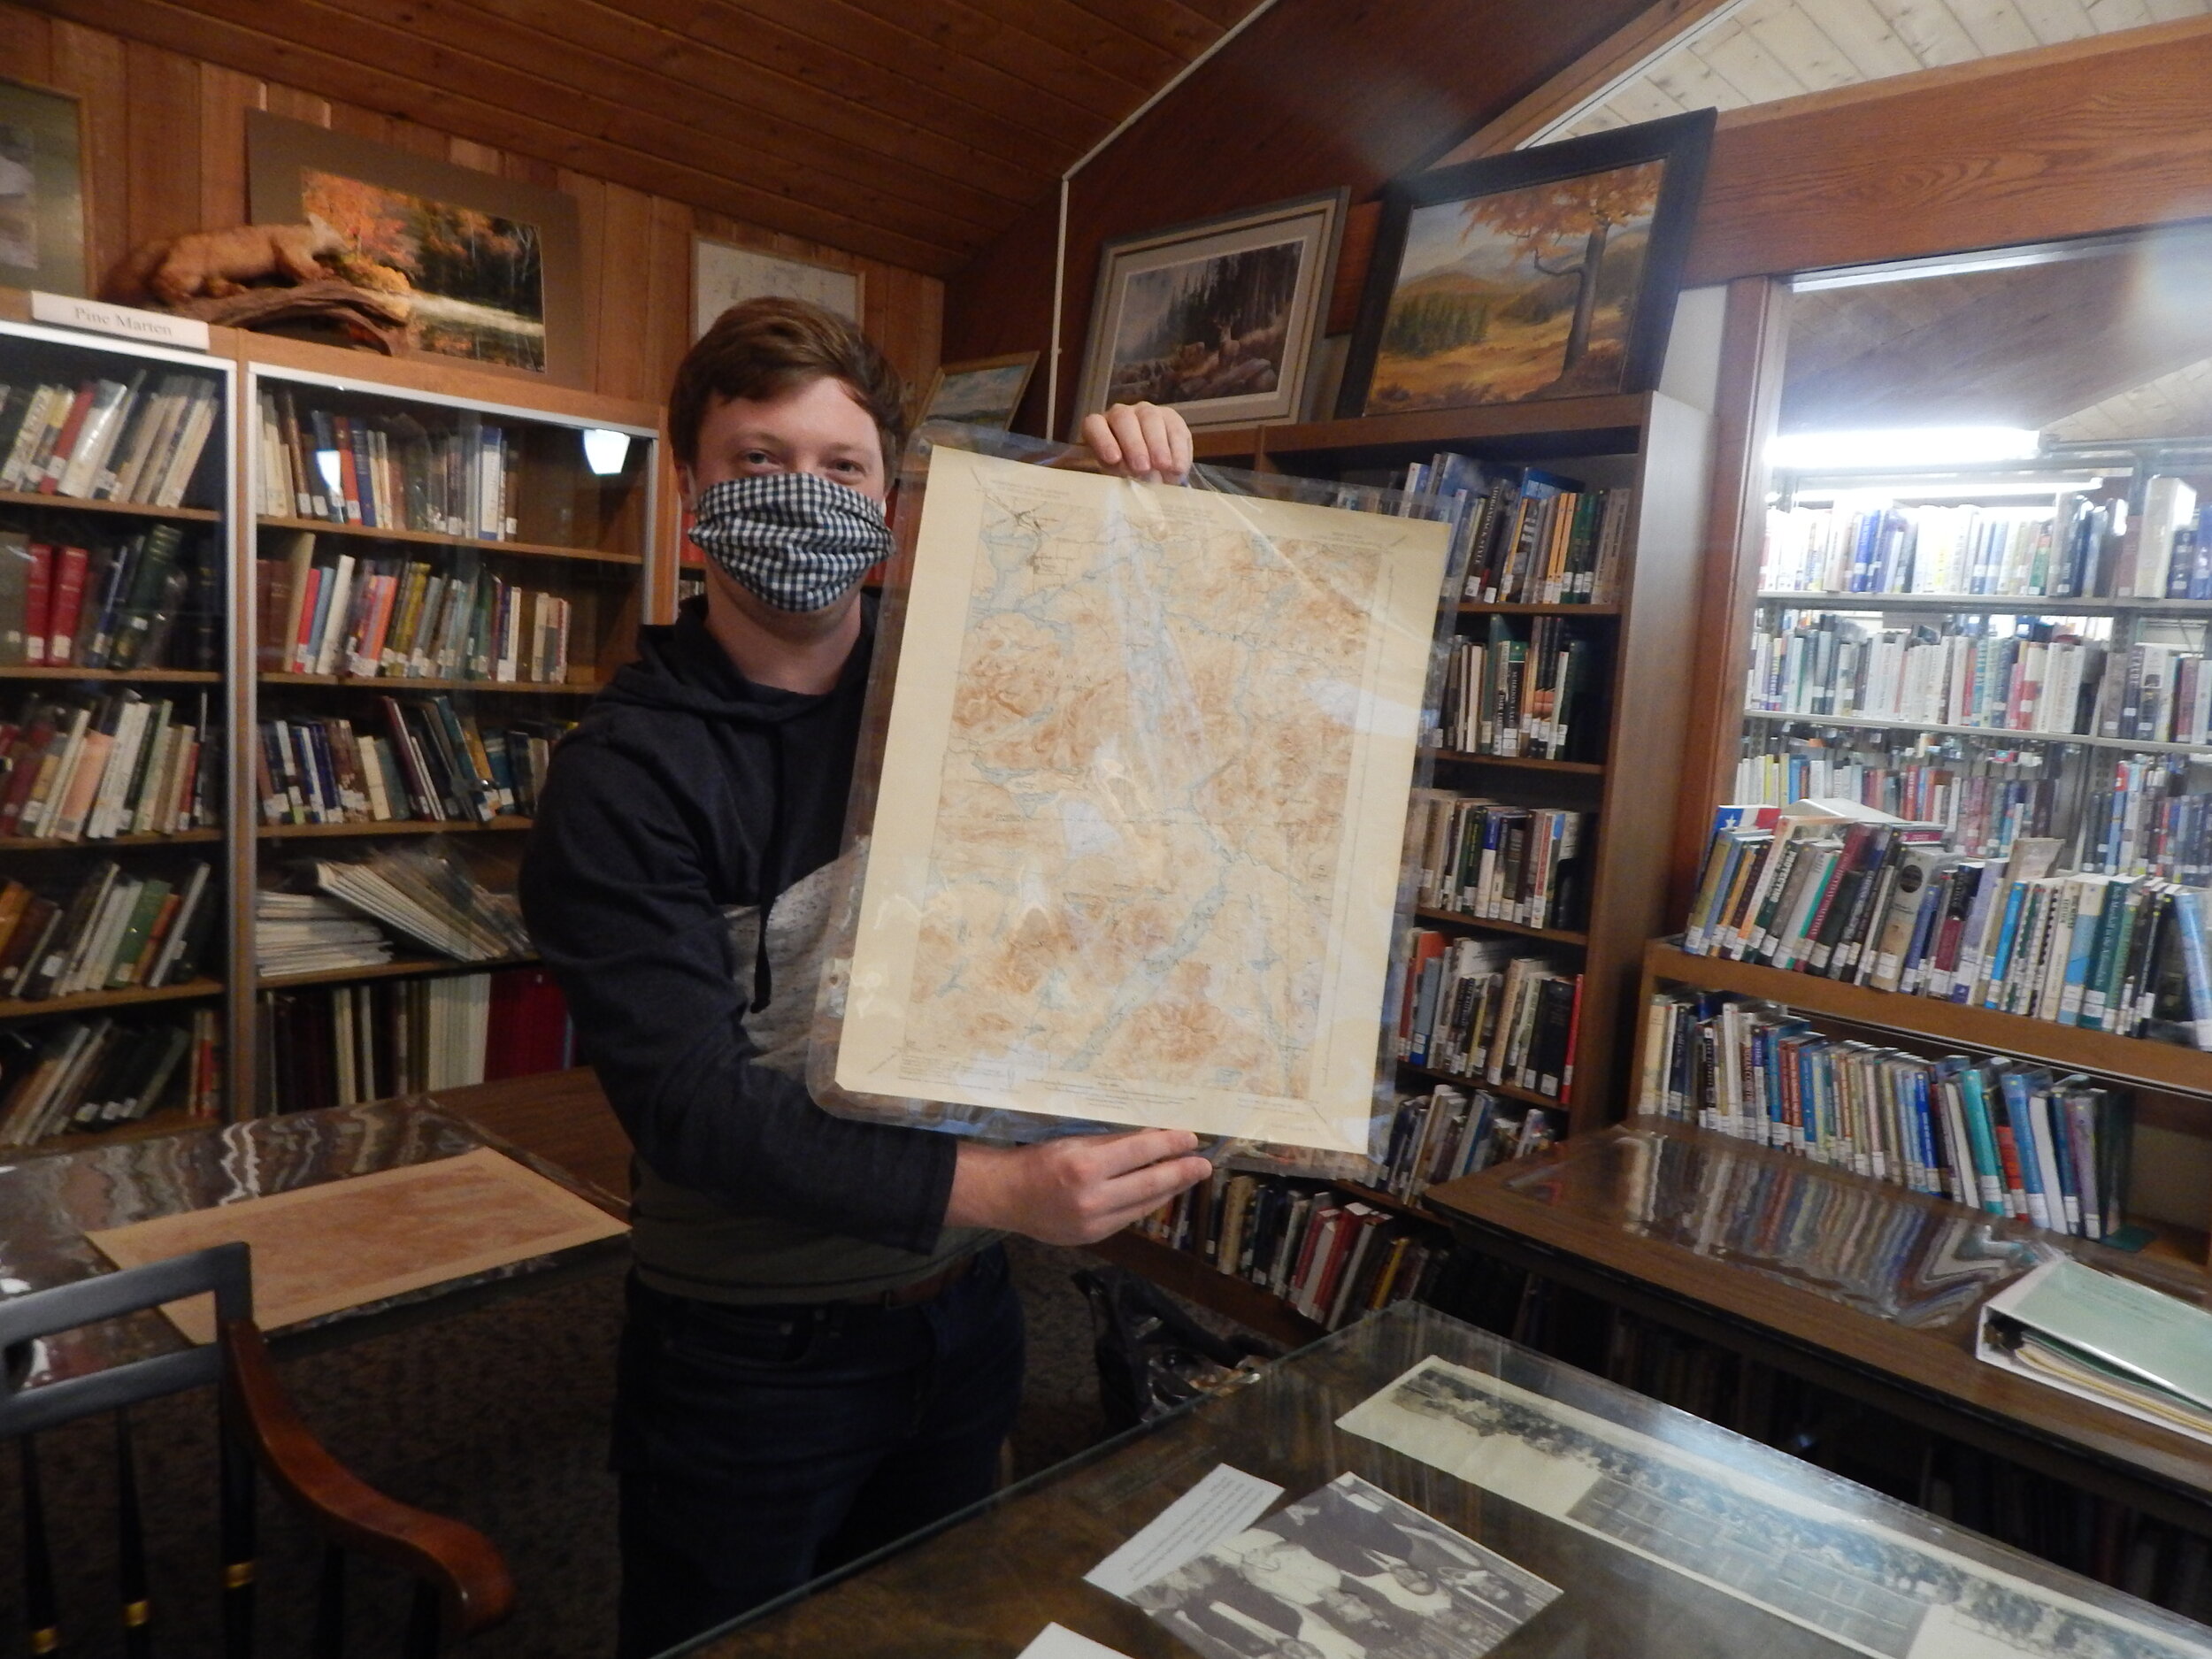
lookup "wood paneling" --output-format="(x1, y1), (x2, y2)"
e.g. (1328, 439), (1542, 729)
(0, 3), (945, 422)
(1686, 14), (2212, 284)
(944, 0), (1662, 438)
(22, 0), (1251, 277)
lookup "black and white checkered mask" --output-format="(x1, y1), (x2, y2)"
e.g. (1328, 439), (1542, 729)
(689, 472), (894, 613)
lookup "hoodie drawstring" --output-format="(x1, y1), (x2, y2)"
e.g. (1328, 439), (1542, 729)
(751, 727), (787, 1015)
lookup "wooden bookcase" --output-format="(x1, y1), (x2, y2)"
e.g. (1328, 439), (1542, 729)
(0, 312), (239, 1150)
(1097, 389), (1715, 1335)
(0, 301), (667, 1148)
(236, 338), (661, 1120)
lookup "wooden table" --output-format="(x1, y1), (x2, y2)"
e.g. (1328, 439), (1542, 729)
(430, 1066), (634, 1202)
(680, 1299), (2212, 1658)
(1423, 1118), (2212, 1539)
(0, 1083), (633, 1386)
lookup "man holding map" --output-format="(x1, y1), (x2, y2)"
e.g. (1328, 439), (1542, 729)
(518, 296), (1210, 1656)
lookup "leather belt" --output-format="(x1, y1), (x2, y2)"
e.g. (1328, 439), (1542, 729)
(857, 1251), (979, 1310)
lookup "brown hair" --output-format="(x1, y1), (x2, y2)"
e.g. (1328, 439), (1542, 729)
(667, 296), (907, 472)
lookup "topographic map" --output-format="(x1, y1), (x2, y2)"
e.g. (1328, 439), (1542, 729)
(833, 446), (1449, 1153)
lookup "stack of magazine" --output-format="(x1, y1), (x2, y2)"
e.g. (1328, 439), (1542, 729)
(285, 841), (529, 964)
(256, 889), (392, 978)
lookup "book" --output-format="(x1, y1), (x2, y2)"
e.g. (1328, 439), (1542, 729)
(1647, 987), (2131, 1239)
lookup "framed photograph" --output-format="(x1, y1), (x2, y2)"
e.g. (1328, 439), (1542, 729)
(919, 351), (1038, 431)
(0, 77), (86, 296)
(1339, 110), (1715, 419)
(695, 239), (861, 337)
(248, 111), (586, 386)
(1073, 188), (1347, 434)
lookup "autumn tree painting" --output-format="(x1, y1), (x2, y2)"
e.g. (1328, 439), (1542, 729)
(303, 169), (545, 371)
(1462, 161), (1662, 380)
(1365, 158), (1667, 412)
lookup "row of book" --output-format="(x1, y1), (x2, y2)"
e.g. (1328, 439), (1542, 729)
(0, 858), (218, 1002)
(0, 1007), (219, 1147)
(262, 966), (572, 1116)
(1638, 987), (2133, 1241)
(255, 388), (525, 541)
(257, 702), (569, 828)
(1405, 789), (1587, 930)
(1752, 611), (2212, 747)
(1396, 933), (1580, 1101)
(1684, 800), (2212, 1045)
(1395, 455), (1632, 605)
(1, 691), (216, 842)
(1137, 1175), (1448, 1330)
(1428, 617), (1598, 761)
(257, 534), (583, 684)
(1755, 490), (2194, 601)
(0, 370), (219, 508)
(1374, 1083), (1558, 1201)
(1735, 729), (2212, 883)
(0, 526), (218, 671)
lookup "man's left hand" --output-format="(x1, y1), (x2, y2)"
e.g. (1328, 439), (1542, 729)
(1082, 402), (1193, 484)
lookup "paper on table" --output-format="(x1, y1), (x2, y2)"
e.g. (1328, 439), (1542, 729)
(1015, 1626), (1136, 1659)
(1083, 1463), (1285, 1599)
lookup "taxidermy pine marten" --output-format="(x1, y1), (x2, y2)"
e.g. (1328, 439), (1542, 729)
(102, 219), (347, 307)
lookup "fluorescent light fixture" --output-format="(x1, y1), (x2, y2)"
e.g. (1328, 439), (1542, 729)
(1791, 479), (2099, 504)
(582, 428), (632, 476)
(1768, 427), (2041, 472)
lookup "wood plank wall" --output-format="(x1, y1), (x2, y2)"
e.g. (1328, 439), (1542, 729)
(0, 3), (945, 413)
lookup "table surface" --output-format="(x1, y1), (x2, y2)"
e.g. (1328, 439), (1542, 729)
(683, 1300), (2212, 1659)
(0, 1090), (627, 1389)
(1422, 1118), (2212, 1508)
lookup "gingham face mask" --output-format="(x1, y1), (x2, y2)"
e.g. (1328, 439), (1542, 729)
(689, 472), (893, 613)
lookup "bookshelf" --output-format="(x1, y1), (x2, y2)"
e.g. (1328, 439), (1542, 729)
(1097, 390), (1711, 1339)
(0, 313), (240, 1149)
(238, 341), (660, 1120)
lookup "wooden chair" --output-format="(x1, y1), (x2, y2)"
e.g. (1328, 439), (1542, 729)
(2, 1241), (514, 1656)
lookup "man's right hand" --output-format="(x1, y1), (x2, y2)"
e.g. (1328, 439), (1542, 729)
(946, 1128), (1213, 1246)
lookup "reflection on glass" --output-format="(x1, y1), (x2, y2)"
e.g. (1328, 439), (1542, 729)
(1503, 1127), (2055, 1326)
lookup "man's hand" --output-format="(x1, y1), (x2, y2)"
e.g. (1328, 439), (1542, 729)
(1082, 402), (1194, 485)
(947, 1128), (1212, 1246)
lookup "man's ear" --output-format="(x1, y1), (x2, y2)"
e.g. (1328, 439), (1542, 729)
(675, 462), (696, 514)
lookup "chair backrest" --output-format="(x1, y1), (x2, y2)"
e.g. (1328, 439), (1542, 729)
(3, 1244), (511, 1658)
(4, 1243), (256, 1659)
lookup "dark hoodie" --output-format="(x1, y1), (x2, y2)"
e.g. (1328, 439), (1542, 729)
(518, 595), (987, 1302)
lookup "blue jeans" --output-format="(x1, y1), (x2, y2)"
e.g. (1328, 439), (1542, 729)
(612, 1247), (1025, 1657)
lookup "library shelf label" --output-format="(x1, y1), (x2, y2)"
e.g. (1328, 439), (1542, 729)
(32, 293), (210, 353)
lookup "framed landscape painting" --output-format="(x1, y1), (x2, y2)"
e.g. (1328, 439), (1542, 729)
(1074, 188), (1346, 434)
(0, 77), (84, 296)
(920, 351), (1038, 431)
(694, 239), (861, 337)
(249, 111), (586, 386)
(1340, 111), (1714, 418)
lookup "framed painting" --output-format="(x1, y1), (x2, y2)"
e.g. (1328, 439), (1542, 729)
(695, 239), (861, 336)
(248, 111), (586, 386)
(1339, 110), (1715, 418)
(1073, 188), (1347, 434)
(919, 350), (1038, 431)
(0, 77), (86, 296)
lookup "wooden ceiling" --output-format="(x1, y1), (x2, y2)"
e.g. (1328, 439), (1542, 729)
(1781, 225), (2212, 440)
(29, 0), (1259, 276)
(1544, 0), (2212, 142)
